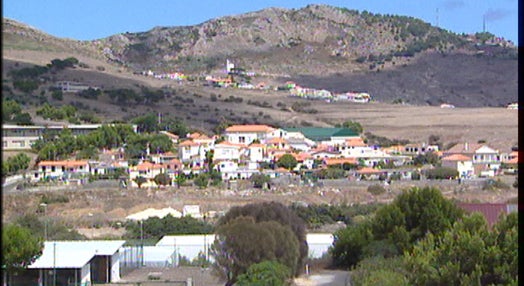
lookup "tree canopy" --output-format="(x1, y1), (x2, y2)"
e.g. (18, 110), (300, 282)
(330, 186), (464, 269)
(276, 154), (298, 170)
(2, 223), (43, 271)
(236, 260), (291, 286)
(212, 202), (307, 285)
(404, 212), (517, 285)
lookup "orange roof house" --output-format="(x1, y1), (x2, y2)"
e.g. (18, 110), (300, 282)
(38, 160), (89, 168)
(323, 158), (358, 166)
(504, 151), (519, 164)
(134, 161), (165, 171)
(445, 142), (484, 155)
(441, 154), (472, 161)
(178, 140), (200, 147)
(215, 141), (245, 148)
(225, 125), (275, 133)
(356, 167), (384, 174)
(248, 143), (266, 148)
(345, 138), (367, 147)
(160, 131), (179, 141)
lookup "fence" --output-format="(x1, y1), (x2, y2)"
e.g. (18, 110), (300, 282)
(120, 246), (143, 276)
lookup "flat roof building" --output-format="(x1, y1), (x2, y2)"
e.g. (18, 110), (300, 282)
(9, 240), (126, 286)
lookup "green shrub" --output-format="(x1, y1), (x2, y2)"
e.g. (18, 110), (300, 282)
(389, 173), (402, 181)
(482, 179), (510, 191)
(425, 167), (458, 180)
(368, 184), (386, 195)
(411, 171), (421, 180)
(40, 194), (70, 204)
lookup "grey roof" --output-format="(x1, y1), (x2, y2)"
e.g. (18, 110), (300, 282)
(29, 240), (125, 269)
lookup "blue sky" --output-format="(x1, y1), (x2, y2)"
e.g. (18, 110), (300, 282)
(3, 0), (519, 45)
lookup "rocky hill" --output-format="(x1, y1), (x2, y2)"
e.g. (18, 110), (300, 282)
(2, 4), (518, 108)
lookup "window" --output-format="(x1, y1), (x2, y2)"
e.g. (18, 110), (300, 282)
(239, 136), (245, 143)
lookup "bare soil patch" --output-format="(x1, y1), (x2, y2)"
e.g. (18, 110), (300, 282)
(2, 176), (517, 233)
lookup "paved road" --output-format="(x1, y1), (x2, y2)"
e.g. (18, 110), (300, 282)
(295, 270), (350, 286)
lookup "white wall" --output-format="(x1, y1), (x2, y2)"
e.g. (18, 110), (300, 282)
(111, 252), (120, 282)
(81, 263), (91, 285)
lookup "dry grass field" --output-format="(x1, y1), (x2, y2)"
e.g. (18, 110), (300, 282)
(2, 175), (517, 235)
(3, 48), (518, 153)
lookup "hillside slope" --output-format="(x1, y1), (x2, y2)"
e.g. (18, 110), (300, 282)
(1, 4), (518, 109)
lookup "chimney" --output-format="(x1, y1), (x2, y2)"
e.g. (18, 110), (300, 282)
(464, 142), (468, 151)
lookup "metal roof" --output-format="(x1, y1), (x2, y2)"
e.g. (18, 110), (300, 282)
(28, 240), (125, 269)
(157, 235), (216, 246)
(457, 203), (509, 227)
(283, 127), (358, 141)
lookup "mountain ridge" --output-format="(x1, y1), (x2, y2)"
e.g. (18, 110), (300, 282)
(2, 4), (518, 107)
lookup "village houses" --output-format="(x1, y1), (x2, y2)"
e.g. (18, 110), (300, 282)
(17, 122), (517, 188)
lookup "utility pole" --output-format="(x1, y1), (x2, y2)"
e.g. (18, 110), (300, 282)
(140, 220), (144, 267)
(40, 203), (48, 240)
(53, 242), (56, 286)
(435, 8), (439, 27)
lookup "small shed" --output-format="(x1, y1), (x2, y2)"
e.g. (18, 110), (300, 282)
(15, 240), (126, 286)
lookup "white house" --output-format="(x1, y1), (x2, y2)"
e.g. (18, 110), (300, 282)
(444, 143), (501, 177)
(128, 161), (167, 188)
(224, 125), (275, 145)
(213, 141), (244, 161)
(338, 138), (373, 158)
(473, 145), (501, 177)
(182, 205), (202, 218)
(441, 154), (474, 178)
(178, 140), (201, 162)
(214, 160), (260, 180)
(14, 240), (126, 286)
(286, 137), (314, 152)
(159, 131), (179, 144)
(36, 160), (90, 181)
(2, 124), (137, 151)
(248, 143), (267, 162)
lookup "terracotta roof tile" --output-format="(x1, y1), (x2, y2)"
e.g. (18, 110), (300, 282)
(179, 140), (199, 147)
(441, 154), (472, 161)
(225, 125), (275, 133)
(345, 138), (367, 147)
(38, 160), (89, 167)
(267, 137), (288, 144)
(356, 167), (384, 174)
(324, 158), (358, 165)
(215, 141), (244, 148)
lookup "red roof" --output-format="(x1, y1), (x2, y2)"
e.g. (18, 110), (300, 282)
(445, 142), (484, 154)
(179, 140), (199, 147)
(135, 161), (165, 171)
(38, 160), (89, 167)
(160, 131), (179, 140)
(356, 167), (384, 174)
(267, 137), (288, 144)
(441, 154), (472, 161)
(215, 141), (244, 148)
(324, 158), (357, 165)
(345, 138), (367, 147)
(457, 203), (509, 227)
(225, 125), (275, 133)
